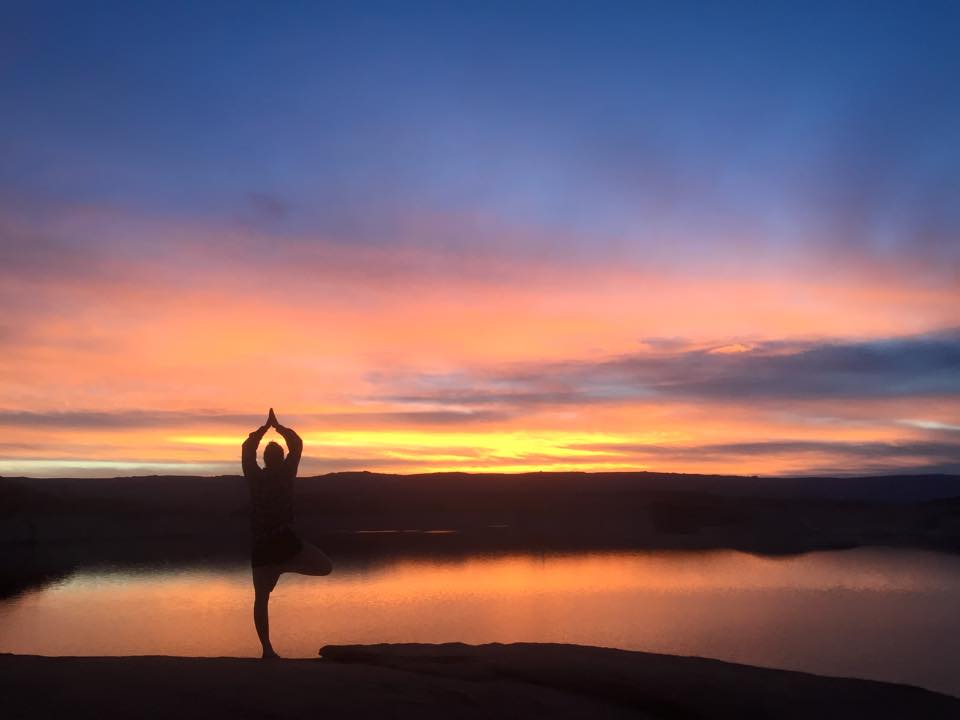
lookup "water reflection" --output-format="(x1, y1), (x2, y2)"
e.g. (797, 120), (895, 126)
(1, 548), (959, 697)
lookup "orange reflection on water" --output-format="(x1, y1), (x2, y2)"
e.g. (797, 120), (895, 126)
(3, 547), (960, 700)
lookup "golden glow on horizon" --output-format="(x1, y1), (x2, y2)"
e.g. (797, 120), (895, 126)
(0, 392), (954, 477)
(173, 429), (660, 455)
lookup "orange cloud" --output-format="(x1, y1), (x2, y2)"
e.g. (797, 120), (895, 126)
(1, 207), (957, 477)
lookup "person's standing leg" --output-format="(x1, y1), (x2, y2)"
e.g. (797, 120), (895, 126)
(252, 565), (281, 658)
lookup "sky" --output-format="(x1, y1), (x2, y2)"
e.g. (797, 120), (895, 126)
(1, 1), (958, 477)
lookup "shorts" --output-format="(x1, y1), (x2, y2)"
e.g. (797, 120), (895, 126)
(251, 526), (303, 567)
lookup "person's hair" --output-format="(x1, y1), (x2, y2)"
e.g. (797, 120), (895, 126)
(263, 441), (285, 468)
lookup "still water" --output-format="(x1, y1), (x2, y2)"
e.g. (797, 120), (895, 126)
(1, 547), (958, 697)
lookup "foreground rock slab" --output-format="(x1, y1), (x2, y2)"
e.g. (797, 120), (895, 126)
(3, 643), (958, 719)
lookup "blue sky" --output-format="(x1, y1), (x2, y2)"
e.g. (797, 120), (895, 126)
(3, 1), (958, 261)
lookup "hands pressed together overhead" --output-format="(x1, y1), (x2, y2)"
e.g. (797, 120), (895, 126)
(260, 407), (282, 432)
(248, 407), (300, 447)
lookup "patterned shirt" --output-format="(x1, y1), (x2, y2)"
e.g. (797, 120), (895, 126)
(242, 426), (303, 542)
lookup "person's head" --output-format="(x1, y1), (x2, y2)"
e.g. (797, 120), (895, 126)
(263, 441), (284, 469)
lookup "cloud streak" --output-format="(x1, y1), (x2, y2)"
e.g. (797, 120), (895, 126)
(0, 408), (509, 431)
(376, 330), (960, 411)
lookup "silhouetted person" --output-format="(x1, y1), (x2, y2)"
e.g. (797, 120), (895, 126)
(243, 408), (332, 659)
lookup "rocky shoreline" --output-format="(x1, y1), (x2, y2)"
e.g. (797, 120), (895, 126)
(3, 642), (958, 719)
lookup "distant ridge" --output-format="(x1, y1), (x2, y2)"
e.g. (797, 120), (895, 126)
(6, 469), (960, 501)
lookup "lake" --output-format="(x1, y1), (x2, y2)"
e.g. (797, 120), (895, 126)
(1, 546), (958, 697)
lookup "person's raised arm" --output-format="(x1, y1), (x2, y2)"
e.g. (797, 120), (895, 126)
(242, 414), (271, 476)
(269, 408), (303, 474)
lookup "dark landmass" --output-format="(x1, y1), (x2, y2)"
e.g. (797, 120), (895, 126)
(2, 471), (959, 597)
(3, 643), (957, 719)
(3, 470), (959, 551)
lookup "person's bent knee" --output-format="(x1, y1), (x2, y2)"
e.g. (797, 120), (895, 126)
(253, 568), (279, 595)
(305, 559), (332, 576)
